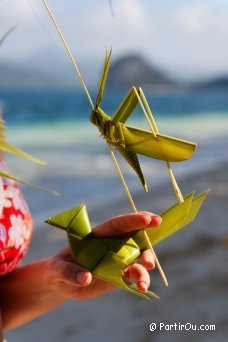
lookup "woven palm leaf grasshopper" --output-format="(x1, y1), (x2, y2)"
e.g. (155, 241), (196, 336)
(90, 50), (196, 195)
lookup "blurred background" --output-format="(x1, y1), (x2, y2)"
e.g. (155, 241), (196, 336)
(1, 0), (228, 341)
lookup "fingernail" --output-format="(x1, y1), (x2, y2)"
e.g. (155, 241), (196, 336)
(146, 261), (155, 270)
(76, 272), (88, 285)
(152, 216), (162, 224)
(138, 281), (148, 293)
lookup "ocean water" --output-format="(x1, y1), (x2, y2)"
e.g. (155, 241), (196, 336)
(1, 89), (228, 220)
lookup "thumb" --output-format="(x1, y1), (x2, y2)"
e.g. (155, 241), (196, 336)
(55, 260), (92, 287)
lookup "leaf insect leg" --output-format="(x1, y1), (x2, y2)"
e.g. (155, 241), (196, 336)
(111, 86), (141, 125)
(133, 87), (184, 204)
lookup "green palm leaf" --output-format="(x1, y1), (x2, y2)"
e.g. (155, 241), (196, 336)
(117, 146), (148, 191)
(0, 114), (46, 165)
(0, 169), (58, 195)
(96, 49), (112, 108)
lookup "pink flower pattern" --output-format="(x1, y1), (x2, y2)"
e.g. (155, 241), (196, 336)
(0, 160), (33, 275)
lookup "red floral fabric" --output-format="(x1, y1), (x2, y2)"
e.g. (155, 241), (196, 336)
(0, 159), (33, 275)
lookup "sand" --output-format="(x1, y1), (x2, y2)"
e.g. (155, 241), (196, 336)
(5, 162), (228, 342)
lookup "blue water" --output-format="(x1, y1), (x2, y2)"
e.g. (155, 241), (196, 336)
(1, 89), (228, 221)
(1, 89), (228, 125)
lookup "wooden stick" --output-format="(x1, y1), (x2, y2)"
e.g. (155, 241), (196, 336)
(42, 0), (94, 110)
(106, 142), (137, 213)
(142, 230), (168, 287)
(107, 142), (168, 287)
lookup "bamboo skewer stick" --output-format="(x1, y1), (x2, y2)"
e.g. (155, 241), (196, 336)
(42, 0), (94, 110)
(106, 142), (138, 213)
(107, 142), (168, 287)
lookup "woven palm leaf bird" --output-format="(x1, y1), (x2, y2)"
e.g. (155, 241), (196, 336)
(46, 190), (209, 299)
(43, 0), (209, 296)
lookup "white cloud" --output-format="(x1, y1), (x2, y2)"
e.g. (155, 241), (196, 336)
(173, 4), (210, 34)
(173, 2), (228, 35)
(57, 0), (151, 58)
(0, 0), (32, 26)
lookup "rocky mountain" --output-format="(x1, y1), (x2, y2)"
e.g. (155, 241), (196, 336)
(106, 54), (173, 90)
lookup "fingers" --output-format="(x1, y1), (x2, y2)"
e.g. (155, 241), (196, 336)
(125, 264), (150, 293)
(56, 246), (72, 260)
(54, 260), (92, 287)
(93, 211), (162, 237)
(140, 249), (155, 270)
(139, 211), (162, 228)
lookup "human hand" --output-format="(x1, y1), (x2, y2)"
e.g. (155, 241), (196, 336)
(44, 212), (162, 300)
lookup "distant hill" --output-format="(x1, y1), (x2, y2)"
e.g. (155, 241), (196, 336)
(194, 76), (228, 90)
(0, 57), (98, 90)
(0, 62), (54, 89)
(0, 61), (56, 90)
(106, 54), (174, 90)
(1, 53), (228, 91)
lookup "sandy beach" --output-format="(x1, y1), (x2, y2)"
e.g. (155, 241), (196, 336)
(5, 159), (228, 342)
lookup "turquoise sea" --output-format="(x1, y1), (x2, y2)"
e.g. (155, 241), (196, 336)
(1, 89), (228, 222)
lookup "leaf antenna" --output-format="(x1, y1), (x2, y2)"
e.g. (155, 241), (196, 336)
(42, 0), (94, 110)
(96, 48), (112, 108)
(108, 0), (115, 17)
(0, 25), (18, 46)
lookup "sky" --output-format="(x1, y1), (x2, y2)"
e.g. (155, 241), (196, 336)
(0, 0), (228, 82)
